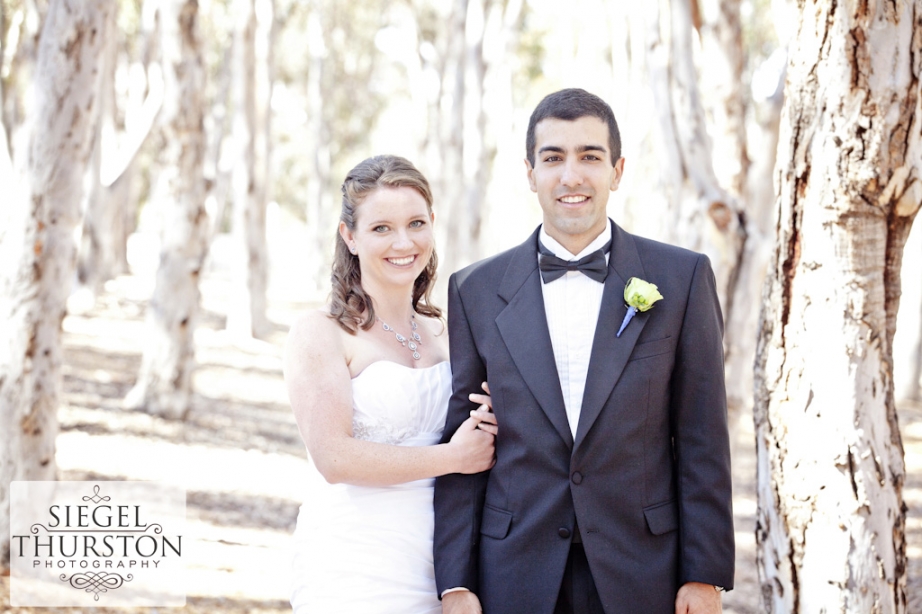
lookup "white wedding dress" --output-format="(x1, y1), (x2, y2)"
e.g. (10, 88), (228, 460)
(290, 360), (451, 613)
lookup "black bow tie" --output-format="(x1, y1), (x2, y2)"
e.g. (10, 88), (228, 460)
(538, 239), (611, 284)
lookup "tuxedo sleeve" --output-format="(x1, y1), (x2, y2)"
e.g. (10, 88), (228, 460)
(433, 272), (490, 596)
(671, 254), (735, 590)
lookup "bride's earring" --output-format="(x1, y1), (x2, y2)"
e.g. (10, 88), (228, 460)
(350, 245), (357, 255)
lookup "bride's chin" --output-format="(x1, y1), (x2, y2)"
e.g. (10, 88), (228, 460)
(367, 270), (423, 289)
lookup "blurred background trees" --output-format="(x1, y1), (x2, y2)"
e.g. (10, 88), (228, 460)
(1, 0), (920, 610)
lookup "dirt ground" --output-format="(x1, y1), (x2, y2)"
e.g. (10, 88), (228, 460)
(2, 261), (921, 613)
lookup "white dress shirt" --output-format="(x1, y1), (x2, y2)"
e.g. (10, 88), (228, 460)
(539, 224), (611, 438)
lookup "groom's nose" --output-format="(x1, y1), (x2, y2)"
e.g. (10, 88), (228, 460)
(560, 159), (582, 187)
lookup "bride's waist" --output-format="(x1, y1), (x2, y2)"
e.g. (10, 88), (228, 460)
(302, 467), (436, 500)
(295, 479), (434, 532)
(351, 431), (443, 448)
(314, 477), (435, 493)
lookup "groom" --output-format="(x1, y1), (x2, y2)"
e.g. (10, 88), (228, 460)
(434, 89), (734, 614)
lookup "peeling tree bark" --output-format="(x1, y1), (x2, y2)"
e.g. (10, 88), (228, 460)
(0, 0), (113, 562)
(754, 1), (922, 612)
(124, 0), (209, 420)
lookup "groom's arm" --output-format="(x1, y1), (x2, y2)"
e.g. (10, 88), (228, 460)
(434, 272), (490, 597)
(671, 254), (735, 593)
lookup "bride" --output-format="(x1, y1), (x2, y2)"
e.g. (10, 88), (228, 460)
(284, 155), (497, 613)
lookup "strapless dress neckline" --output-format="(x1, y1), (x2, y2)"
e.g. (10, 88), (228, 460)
(352, 359), (450, 380)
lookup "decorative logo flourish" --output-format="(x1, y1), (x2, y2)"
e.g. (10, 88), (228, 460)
(617, 277), (664, 337)
(60, 572), (133, 601)
(82, 485), (111, 504)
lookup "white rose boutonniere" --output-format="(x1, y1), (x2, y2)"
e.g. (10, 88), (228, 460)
(617, 277), (664, 337)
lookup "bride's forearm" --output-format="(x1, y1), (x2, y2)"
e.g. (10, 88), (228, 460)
(309, 436), (461, 487)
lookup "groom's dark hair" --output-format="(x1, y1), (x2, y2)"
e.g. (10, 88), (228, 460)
(526, 88), (622, 167)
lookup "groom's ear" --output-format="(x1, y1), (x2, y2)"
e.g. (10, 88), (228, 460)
(525, 158), (537, 193)
(610, 157), (626, 191)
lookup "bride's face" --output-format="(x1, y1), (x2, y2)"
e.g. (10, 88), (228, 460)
(340, 186), (435, 291)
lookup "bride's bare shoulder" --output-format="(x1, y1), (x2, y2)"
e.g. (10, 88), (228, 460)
(287, 307), (346, 353)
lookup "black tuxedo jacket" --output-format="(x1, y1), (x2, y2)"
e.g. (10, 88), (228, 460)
(434, 221), (734, 614)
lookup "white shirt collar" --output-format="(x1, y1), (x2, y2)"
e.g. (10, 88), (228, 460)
(539, 221), (612, 261)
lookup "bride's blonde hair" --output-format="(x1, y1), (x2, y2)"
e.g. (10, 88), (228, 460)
(329, 155), (442, 333)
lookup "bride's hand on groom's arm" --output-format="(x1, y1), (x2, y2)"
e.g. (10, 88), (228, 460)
(448, 414), (495, 473)
(448, 381), (496, 474)
(468, 381), (497, 436)
(441, 589), (482, 614)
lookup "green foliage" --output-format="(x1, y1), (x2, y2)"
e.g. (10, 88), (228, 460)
(513, 3), (545, 106)
(740, 0), (784, 86)
(272, 0), (389, 221)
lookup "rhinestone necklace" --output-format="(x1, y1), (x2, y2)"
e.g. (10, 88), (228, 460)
(378, 314), (422, 360)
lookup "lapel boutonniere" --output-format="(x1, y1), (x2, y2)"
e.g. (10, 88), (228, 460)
(617, 277), (663, 337)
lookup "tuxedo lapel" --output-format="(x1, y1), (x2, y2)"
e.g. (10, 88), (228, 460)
(495, 228), (573, 450)
(574, 222), (648, 449)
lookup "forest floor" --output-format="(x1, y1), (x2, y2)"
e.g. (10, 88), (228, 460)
(2, 239), (922, 613)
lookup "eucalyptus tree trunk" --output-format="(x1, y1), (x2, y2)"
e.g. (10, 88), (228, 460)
(125, 0), (209, 420)
(623, 0), (745, 315)
(459, 0), (488, 269)
(474, 0), (524, 256)
(79, 0), (165, 291)
(254, 0), (274, 312)
(0, 0), (113, 561)
(205, 43), (234, 240)
(439, 0), (468, 277)
(78, 9), (130, 292)
(226, 0), (269, 338)
(754, 1), (922, 611)
(725, 90), (780, 413)
(304, 7), (330, 296)
(695, 0), (759, 415)
(2, 0), (44, 171)
(414, 1), (447, 188)
(696, 0), (748, 199)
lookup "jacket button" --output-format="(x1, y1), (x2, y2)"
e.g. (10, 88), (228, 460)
(571, 471), (583, 485)
(558, 527), (571, 539)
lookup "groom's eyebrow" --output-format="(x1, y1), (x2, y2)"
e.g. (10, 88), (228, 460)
(537, 144), (608, 156)
(538, 145), (565, 155)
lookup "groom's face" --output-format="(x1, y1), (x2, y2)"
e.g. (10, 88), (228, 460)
(526, 116), (625, 255)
